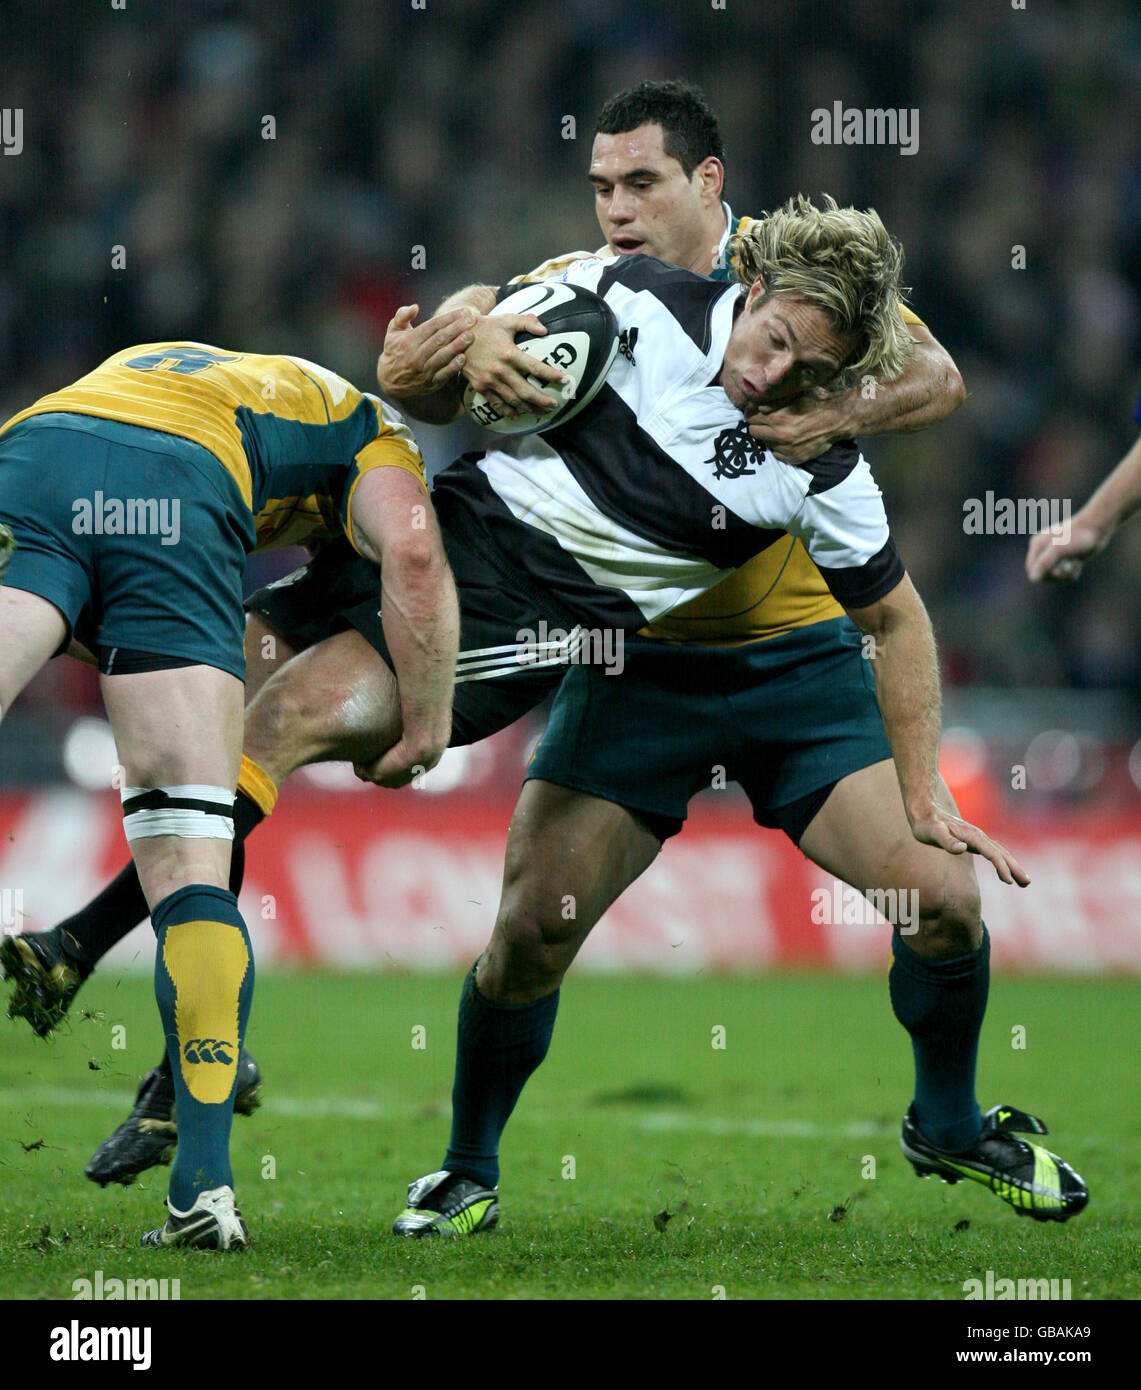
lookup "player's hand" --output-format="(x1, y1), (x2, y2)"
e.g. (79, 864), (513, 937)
(463, 314), (570, 418)
(1025, 514), (1108, 584)
(376, 305), (474, 398)
(908, 801), (1030, 887)
(352, 729), (448, 790)
(745, 390), (853, 465)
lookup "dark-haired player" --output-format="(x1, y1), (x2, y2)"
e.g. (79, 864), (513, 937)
(467, 78), (956, 462)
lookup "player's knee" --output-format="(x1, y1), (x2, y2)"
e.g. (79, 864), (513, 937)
(905, 863), (982, 958)
(480, 939), (564, 1006)
(121, 787), (235, 901)
(488, 865), (582, 997)
(494, 895), (579, 987)
(248, 667), (340, 761)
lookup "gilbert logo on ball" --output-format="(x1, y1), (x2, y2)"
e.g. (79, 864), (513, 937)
(463, 282), (619, 435)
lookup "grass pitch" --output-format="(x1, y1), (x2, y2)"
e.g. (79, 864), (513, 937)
(1, 971), (1137, 1301)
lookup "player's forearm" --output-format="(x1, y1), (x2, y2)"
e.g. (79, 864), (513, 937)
(381, 377), (466, 426)
(379, 538), (460, 757)
(851, 579), (943, 823)
(843, 334), (965, 438)
(350, 469), (459, 758)
(1072, 432), (1141, 540)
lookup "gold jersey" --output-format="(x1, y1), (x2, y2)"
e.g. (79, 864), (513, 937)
(1, 342), (426, 555)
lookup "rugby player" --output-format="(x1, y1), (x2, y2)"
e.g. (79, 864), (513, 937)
(0, 344), (460, 1248)
(384, 84), (1087, 1235)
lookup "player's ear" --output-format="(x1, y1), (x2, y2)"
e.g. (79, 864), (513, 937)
(746, 275), (767, 306)
(695, 156), (724, 202)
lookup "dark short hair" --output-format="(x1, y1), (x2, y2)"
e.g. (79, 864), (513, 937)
(595, 79), (725, 177)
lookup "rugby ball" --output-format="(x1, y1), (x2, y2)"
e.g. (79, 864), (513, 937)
(463, 281), (619, 435)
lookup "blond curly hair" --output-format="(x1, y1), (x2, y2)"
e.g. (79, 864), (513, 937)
(729, 194), (915, 382)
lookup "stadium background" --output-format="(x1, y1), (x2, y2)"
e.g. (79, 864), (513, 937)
(1, 0), (1140, 978)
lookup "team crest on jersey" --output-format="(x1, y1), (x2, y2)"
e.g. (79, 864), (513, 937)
(617, 328), (638, 365)
(707, 421), (765, 479)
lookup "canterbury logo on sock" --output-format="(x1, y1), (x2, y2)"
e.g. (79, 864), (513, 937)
(183, 1037), (235, 1065)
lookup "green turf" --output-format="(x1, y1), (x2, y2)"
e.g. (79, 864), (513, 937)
(1, 971), (1136, 1300)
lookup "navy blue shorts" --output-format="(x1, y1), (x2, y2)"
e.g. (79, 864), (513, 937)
(526, 618), (892, 843)
(244, 506), (578, 748)
(0, 413), (252, 678)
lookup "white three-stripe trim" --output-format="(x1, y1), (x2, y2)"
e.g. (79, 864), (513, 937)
(453, 627), (583, 684)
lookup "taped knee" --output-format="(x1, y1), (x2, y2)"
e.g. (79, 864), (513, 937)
(121, 784), (235, 842)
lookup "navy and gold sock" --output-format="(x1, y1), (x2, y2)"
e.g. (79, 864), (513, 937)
(889, 924), (990, 1152)
(442, 967), (559, 1189)
(151, 883), (254, 1211)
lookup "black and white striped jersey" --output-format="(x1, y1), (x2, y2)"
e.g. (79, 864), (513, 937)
(432, 253), (904, 633)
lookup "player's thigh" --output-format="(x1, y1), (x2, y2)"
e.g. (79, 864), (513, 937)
(242, 627), (401, 779)
(798, 758), (982, 943)
(0, 423), (97, 711)
(100, 664), (245, 905)
(0, 586), (68, 716)
(479, 779), (661, 999)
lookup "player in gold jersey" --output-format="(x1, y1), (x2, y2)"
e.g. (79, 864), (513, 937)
(0, 343), (460, 1246)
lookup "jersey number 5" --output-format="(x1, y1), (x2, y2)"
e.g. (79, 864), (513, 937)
(125, 347), (242, 375)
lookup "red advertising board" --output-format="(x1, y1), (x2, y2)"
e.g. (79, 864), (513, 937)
(1, 789), (1139, 973)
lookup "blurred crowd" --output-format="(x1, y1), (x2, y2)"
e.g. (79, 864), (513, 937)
(1, 0), (1140, 735)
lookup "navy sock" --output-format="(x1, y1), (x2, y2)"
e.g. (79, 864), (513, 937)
(889, 925), (989, 1151)
(443, 967), (560, 1189)
(152, 883), (254, 1211)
